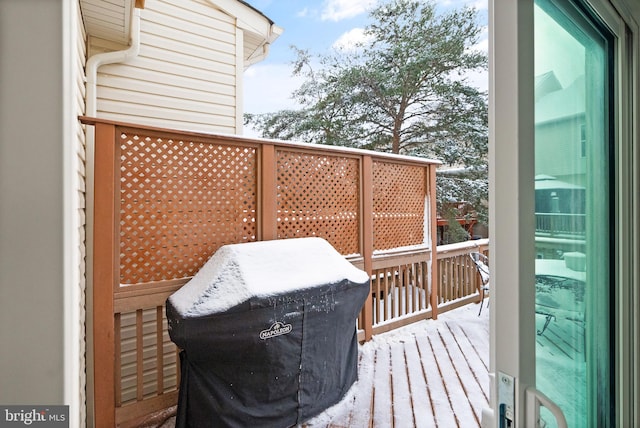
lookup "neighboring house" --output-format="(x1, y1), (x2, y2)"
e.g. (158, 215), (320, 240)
(0, 0), (280, 426)
(535, 72), (586, 187)
(534, 72), (587, 256)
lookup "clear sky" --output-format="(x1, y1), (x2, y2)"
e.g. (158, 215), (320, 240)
(242, 0), (489, 118)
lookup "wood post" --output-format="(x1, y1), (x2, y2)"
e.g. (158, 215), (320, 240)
(92, 122), (118, 427)
(260, 144), (277, 241)
(429, 165), (439, 319)
(362, 156), (374, 341)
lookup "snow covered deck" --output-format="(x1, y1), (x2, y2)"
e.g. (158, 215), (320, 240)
(158, 303), (490, 428)
(305, 303), (490, 428)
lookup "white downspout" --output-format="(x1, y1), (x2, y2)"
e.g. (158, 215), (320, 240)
(84, 8), (140, 427)
(86, 8), (141, 116)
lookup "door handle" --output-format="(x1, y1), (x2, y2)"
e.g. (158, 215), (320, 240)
(525, 386), (568, 428)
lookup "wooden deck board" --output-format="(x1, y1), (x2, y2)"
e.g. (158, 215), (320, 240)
(438, 323), (486, 424)
(371, 344), (393, 427)
(427, 328), (478, 426)
(305, 304), (490, 427)
(348, 350), (375, 427)
(390, 341), (415, 427)
(446, 323), (489, 403)
(403, 338), (436, 428)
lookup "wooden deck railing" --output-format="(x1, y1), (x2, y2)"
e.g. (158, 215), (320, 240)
(535, 212), (586, 236)
(436, 239), (490, 310)
(83, 117), (490, 427)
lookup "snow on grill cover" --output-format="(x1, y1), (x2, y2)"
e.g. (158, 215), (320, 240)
(166, 237), (370, 428)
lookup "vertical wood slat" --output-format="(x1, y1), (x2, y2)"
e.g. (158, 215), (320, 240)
(456, 256), (462, 299)
(403, 266), (409, 315)
(440, 260), (445, 303)
(454, 258), (459, 297)
(407, 266), (412, 314)
(384, 269), (390, 321)
(447, 260), (451, 303)
(451, 258), (457, 299)
(466, 257), (473, 296)
(115, 313), (122, 408)
(438, 259), (444, 304)
(399, 266), (404, 316)
(462, 256), (468, 296)
(471, 257), (479, 295)
(415, 263), (422, 311)
(460, 257), (465, 296)
(361, 155), (374, 341)
(416, 263), (421, 310)
(461, 257), (468, 296)
(156, 306), (164, 395)
(448, 259), (453, 301)
(93, 122), (118, 427)
(445, 259), (450, 303)
(419, 262), (426, 310)
(413, 264), (418, 311)
(374, 272), (381, 323)
(136, 309), (144, 401)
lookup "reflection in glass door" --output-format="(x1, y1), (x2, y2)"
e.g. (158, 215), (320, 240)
(534, 0), (612, 426)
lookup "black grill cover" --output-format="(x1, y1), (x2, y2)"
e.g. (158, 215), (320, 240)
(166, 238), (370, 428)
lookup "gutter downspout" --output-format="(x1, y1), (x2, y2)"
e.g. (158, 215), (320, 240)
(86, 7), (141, 116)
(84, 8), (140, 427)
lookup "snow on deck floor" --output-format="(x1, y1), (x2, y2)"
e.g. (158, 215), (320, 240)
(159, 303), (490, 428)
(303, 303), (490, 428)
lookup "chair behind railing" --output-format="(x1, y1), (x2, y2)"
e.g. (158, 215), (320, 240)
(436, 239), (490, 312)
(469, 252), (490, 315)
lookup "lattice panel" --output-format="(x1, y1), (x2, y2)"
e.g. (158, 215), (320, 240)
(276, 150), (360, 255)
(119, 130), (257, 284)
(373, 162), (426, 250)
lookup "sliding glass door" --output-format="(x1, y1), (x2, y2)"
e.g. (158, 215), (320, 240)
(489, 0), (636, 425)
(534, 0), (612, 425)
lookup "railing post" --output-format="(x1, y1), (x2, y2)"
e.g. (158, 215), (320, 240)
(260, 144), (277, 241)
(429, 165), (439, 319)
(361, 155), (374, 341)
(93, 122), (118, 427)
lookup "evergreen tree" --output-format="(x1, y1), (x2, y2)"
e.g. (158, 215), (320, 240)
(245, 0), (488, 222)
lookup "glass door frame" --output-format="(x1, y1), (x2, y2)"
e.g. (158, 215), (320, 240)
(488, 0), (639, 426)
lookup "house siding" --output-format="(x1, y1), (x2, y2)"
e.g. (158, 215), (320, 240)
(76, 1), (88, 425)
(534, 115), (586, 184)
(91, 0), (240, 134)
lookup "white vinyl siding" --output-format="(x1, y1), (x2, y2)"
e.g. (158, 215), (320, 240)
(75, 1), (88, 425)
(92, 0), (241, 134)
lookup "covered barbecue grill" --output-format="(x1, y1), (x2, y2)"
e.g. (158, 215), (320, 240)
(166, 237), (370, 428)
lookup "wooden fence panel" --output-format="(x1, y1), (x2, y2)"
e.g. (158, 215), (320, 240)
(84, 117), (441, 426)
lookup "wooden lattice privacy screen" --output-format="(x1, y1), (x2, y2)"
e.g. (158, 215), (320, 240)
(85, 117), (439, 427)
